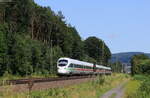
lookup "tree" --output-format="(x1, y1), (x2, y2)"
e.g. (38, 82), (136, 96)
(0, 0), (112, 76)
(131, 54), (149, 75)
(111, 61), (122, 73)
(0, 25), (7, 75)
(69, 27), (84, 60)
(140, 59), (150, 74)
(103, 43), (111, 65)
(84, 36), (111, 65)
(84, 37), (102, 62)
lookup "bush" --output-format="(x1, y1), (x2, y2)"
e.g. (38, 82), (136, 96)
(138, 78), (150, 97)
(125, 75), (150, 98)
(133, 75), (148, 81)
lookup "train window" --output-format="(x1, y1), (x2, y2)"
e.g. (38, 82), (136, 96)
(85, 66), (92, 69)
(90, 67), (92, 69)
(76, 64), (78, 68)
(69, 64), (74, 68)
(87, 66), (89, 69)
(74, 64), (77, 68)
(73, 64), (82, 68)
(58, 60), (68, 67)
(79, 65), (82, 68)
(78, 65), (80, 68)
(72, 64), (84, 68)
(85, 66), (87, 69)
(77, 64), (80, 68)
(86, 66), (89, 69)
(59, 60), (68, 63)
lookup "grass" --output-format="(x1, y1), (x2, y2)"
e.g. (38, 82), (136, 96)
(0, 72), (58, 81)
(124, 75), (150, 98)
(124, 79), (141, 98)
(0, 73), (129, 98)
(110, 93), (117, 98)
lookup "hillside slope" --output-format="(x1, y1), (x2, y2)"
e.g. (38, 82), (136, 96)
(110, 52), (150, 64)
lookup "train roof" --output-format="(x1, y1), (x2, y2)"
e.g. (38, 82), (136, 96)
(96, 64), (111, 70)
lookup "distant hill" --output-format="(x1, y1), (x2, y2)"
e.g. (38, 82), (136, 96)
(110, 52), (150, 64)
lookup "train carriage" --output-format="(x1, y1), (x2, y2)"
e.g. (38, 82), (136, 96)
(57, 57), (112, 76)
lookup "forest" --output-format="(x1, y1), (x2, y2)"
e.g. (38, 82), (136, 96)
(0, 0), (111, 76)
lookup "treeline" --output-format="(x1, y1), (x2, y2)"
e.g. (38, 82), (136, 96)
(110, 61), (122, 73)
(0, 0), (111, 76)
(131, 54), (150, 75)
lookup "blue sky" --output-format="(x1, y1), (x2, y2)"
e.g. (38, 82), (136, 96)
(34, 0), (150, 53)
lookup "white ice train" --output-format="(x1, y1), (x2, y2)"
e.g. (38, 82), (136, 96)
(57, 57), (112, 76)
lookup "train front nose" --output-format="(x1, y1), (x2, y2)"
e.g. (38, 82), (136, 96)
(57, 59), (69, 75)
(57, 67), (66, 73)
(57, 67), (69, 75)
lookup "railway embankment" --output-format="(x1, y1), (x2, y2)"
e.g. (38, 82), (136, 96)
(0, 74), (129, 98)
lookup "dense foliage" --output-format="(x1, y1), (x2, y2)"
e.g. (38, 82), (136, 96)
(0, 0), (111, 76)
(84, 37), (111, 65)
(131, 54), (150, 75)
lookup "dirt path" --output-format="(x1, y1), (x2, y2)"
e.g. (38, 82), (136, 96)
(100, 81), (127, 98)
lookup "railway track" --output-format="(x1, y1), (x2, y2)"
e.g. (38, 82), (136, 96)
(1, 76), (93, 85)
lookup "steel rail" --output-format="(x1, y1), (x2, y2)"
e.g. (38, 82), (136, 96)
(1, 76), (94, 85)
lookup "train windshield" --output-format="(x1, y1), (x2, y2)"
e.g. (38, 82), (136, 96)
(58, 60), (68, 67)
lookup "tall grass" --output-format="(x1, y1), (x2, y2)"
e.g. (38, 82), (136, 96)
(0, 74), (129, 98)
(124, 75), (150, 98)
(0, 71), (58, 81)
